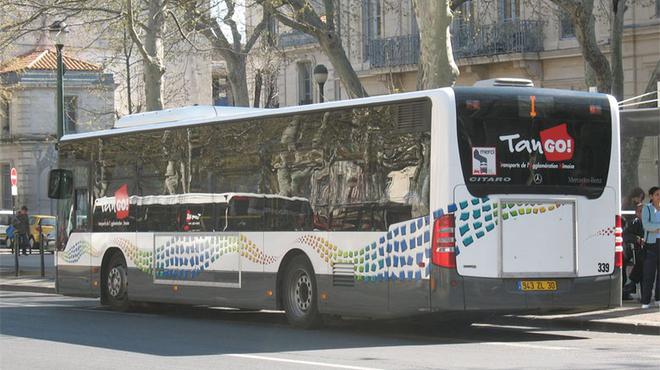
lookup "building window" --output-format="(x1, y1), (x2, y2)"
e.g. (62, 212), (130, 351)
(212, 75), (229, 106)
(266, 15), (278, 46)
(64, 95), (78, 133)
(297, 61), (313, 105)
(656, 0), (660, 17)
(362, 0), (383, 60)
(410, 0), (419, 35)
(560, 9), (575, 39)
(0, 97), (9, 137)
(499, 0), (520, 22)
(372, 0), (382, 38)
(455, 0), (474, 25)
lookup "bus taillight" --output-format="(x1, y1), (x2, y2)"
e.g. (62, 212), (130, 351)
(432, 214), (456, 269)
(614, 215), (623, 269)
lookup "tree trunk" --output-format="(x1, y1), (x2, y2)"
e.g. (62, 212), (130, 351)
(317, 31), (368, 98)
(413, 0), (459, 89)
(254, 69), (263, 108)
(225, 54), (250, 107)
(569, 0), (612, 93)
(143, 0), (166, 111)
(144, 62), (164, 111)
(610, 0), (626, 101)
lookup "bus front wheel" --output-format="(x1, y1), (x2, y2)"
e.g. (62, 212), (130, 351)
(282, 255), (320, 329)
(104, 253), (129, 311)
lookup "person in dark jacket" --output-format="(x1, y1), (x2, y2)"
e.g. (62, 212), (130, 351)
(11, 206), (29, 255)
(622, 203), (645, 299)
(641, 187), (660, 308)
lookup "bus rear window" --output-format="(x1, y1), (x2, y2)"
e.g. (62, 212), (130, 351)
(455, 87), (612, 199)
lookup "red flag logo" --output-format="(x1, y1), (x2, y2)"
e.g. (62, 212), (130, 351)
(114, 184), (129, 220)
(539, 124), (574, 162)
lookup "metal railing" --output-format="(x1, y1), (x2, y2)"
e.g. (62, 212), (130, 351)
(279, 30), (318, 48)
(368, 20), (545, 68)
(368, 34), (420, 69)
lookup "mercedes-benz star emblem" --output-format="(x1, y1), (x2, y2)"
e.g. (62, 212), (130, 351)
(533, 173), (543, 184)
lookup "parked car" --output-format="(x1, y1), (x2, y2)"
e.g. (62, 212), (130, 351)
(0, 210), (12, 247)
(29, 215), (57, 253)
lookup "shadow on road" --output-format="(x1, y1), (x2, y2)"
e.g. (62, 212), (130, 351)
(0, 293), (588, 357)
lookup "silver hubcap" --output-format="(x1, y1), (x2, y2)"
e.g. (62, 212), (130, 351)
(107, 267), (123, 297)
(294, 273), (312, 311)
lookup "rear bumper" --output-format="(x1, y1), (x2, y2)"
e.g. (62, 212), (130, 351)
(430, 267), (622, 314)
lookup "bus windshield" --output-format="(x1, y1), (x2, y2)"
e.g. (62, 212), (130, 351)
(455, 87), (612, 199)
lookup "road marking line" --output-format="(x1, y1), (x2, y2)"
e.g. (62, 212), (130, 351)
(0, 302), (69, 308)
(226, 354), (384, 370)
(484, 342), (576, 351)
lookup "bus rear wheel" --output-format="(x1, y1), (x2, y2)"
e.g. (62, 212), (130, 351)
(104, 253), (129, 311)
(282, 255), (320, 329)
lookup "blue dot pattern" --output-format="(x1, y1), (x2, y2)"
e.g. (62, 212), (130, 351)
(452, 198), (566, 248)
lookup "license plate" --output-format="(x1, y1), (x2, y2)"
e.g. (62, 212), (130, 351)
(518, 280), (557, 291)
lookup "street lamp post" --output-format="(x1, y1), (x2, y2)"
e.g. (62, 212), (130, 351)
(313, 64), (328, 103)
(48, 21), (68, 140)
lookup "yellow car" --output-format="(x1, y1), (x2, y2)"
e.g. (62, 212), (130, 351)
(29, 215), (56, 252)
(0, 210), (12, 246)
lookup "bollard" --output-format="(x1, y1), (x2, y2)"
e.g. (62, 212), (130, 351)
(13, 236), (19, 277)
(39, 227), (45, 277)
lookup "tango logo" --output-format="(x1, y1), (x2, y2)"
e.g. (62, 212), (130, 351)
(498, 123), (574, 162)
(114, 184), (129, 220)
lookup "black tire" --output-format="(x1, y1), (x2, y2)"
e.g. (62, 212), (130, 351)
(103, 253), (130, 311)
(282, 255), (321, 329)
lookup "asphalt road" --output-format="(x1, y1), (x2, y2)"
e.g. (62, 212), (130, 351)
(1, 291), (659, 370)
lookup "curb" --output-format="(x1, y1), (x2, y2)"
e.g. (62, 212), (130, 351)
(497, 315), (660, 336)
(0, 284), (55, 294)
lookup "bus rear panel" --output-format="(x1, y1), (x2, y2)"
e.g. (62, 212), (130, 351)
(429, 87), (620, 314)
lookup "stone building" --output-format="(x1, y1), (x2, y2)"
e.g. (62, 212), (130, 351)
(0, 49), (115, 214)
(246, 0), (659, 192)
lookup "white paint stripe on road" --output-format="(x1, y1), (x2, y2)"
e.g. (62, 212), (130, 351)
(484, 342), (577, 351)
(0, 301), (70, 308)
(226, 354), (384, 370)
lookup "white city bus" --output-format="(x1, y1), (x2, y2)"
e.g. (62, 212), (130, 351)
(49, 86), (621, 328)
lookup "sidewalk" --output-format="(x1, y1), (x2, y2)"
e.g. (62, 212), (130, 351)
(499, 301), (660, 336)
(0, 274), (55, 294)
(1, 274), (658, 335)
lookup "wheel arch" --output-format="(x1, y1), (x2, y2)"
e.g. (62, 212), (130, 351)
(275, 249), (314, 310)
(100, 247), (125, 305)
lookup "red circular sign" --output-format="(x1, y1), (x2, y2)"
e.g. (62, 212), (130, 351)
(10, 167), (17, 186)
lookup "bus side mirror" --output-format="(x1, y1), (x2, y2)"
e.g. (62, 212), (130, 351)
(48, 169), (73, 199)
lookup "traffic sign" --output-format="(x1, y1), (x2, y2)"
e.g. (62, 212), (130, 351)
(10, 167), (17, 186)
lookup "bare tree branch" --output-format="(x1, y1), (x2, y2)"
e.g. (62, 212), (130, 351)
(244, 15), (268, 53)
(167, 9), (200, 51)
(126, 0), (159, 67)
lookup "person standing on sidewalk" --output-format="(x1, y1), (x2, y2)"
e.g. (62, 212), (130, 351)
(622, 202), (645, 300)
(640, 187), (660, 309)
(11, 206), (29, 256)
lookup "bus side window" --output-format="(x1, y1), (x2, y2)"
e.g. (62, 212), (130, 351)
(227, 197), (264, 231)
(74, 188), (89, 232)
(138, 204), (177, 232)
(263, 198), (274, 231)
(179, 204), (214, 232)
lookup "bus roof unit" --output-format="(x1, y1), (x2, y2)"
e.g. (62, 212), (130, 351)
(114, 105), (263, 129)
(473, 78), (534, 87)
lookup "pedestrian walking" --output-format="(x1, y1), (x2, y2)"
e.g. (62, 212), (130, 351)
(11, 206), (29, 256)
(622, 202), (645, 299)
(640, 187), (660, 308)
